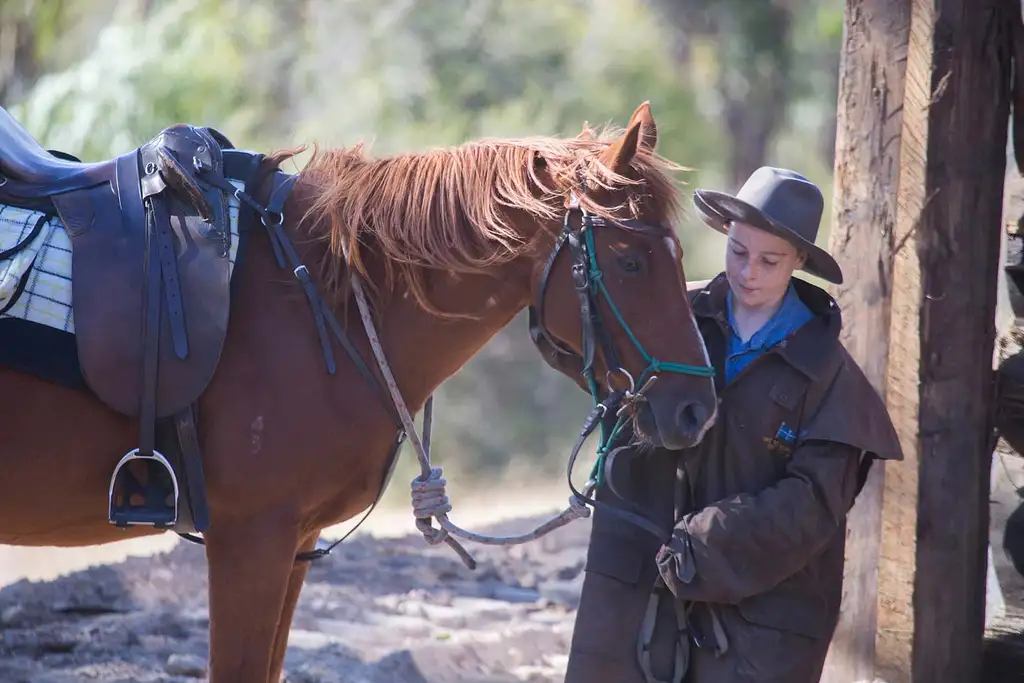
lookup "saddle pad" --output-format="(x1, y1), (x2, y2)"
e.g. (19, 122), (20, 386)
(0, 179), (246, 336)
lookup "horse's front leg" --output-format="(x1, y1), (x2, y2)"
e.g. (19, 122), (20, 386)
(268, 530), (319, 683)
(204, 509), (304, 683)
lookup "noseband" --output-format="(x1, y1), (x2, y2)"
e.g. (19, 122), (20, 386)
(528, 187), (715, 541)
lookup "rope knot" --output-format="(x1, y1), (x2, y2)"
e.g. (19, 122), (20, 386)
(568, 494), (591, 520)
(415, 518), (450, 545)
(411, 466), (452, 519)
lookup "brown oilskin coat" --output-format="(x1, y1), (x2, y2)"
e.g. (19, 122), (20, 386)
(563, 274), (903, 683)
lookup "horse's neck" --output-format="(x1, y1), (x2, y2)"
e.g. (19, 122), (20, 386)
(366, 263), (532, 413)
(284, 165), (550, 416)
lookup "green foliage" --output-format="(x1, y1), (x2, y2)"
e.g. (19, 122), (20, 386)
(4, 0), (843, 488)
(10, 0), (276, 159)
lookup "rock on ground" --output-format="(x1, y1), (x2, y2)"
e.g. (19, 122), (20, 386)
(0, 512), (592, 683)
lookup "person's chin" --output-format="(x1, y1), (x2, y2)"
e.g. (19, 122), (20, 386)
(735, 285), (760, 304)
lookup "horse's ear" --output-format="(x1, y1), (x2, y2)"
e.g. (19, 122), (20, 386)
(599, 102), (658, 174)
(627, 101), (658, 152)
(599, 119), (643, 175)
(577, 122), (594, 141)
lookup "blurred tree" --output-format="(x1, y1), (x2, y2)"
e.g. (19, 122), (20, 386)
(645, 0), (797, 188)
(8, 0), (278, 159)
(0, 0), (83, 106)
(2, 0), (845, 483)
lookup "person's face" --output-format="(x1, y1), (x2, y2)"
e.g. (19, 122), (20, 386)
(724, 221), (807, 310)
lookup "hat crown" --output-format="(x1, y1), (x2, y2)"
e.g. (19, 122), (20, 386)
(735, 166), (823, 243)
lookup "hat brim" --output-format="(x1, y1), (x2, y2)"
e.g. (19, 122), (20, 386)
(692, 189), (843, 285)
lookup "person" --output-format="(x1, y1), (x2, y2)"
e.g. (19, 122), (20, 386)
(562, 166), (903, 683)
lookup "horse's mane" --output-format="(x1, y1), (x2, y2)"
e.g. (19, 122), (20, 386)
(294, 125), (686, 317)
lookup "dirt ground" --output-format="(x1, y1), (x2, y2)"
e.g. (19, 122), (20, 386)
(2, 454), (1023, 683)
(0, 508), (593, 683)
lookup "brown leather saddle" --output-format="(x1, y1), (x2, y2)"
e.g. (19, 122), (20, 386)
(0, 106), (264, 532)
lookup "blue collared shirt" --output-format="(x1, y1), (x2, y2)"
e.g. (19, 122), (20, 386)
(724, 281), (814, 384)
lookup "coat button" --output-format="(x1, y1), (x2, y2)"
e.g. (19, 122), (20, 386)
(779, 393), (788, 401)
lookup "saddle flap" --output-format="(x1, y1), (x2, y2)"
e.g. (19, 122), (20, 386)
(56, 125), (240, 418)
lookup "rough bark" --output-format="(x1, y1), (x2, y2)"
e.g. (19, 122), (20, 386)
(818, 2), (912, 682)
(906, 0), (1013, 680)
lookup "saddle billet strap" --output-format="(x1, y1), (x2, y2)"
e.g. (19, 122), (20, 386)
(142, 188), (189, 361)
(138, 206), (163, 456)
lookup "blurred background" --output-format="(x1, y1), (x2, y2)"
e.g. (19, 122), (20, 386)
(0, 0), (844, 526)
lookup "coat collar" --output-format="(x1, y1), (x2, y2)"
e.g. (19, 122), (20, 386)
(691, 273), (842, 381)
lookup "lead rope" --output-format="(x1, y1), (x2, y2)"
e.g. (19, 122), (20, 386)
(340, 245), (595, 570)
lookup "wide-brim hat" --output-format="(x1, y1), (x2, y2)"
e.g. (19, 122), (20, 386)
(691, 166), (843, 285)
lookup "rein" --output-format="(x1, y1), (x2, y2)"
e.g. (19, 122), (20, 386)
(527, 187), (716, 544)
(186, 157), (714, 568)
(340, 180), (716, 565)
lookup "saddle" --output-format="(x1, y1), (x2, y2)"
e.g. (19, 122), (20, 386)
(0, 106), (263, 532)
(0, 107), (122, 195)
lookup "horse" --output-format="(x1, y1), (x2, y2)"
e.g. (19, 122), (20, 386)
(0, 101), (717, 682)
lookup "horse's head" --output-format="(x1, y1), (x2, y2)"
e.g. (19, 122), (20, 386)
(526, 102), (717, 450)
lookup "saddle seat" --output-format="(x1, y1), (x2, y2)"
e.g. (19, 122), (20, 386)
(0, 107), (114, 195)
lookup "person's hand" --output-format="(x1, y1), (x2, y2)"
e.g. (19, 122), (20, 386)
(655, 526), (696, 596)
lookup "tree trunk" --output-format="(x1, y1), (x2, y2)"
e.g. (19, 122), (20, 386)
(906, 0), (1012, 680)
(872, 0), (1014, 681)
(817, 1), (912, 681)
(718, 2), (793, 188)
(643, 0), (794, 188)
(0, 16), (40, 107)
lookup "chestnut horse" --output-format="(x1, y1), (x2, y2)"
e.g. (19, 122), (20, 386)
(0, 102), (716, 681)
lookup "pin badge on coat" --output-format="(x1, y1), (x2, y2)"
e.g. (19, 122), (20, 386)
(763, 422), (797, 457)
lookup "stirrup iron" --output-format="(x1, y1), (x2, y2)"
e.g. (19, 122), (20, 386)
(108, 448), (180, 528)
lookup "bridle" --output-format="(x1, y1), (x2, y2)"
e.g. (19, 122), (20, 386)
(528, 183), (716, 541)
(207, 159), (716, 568)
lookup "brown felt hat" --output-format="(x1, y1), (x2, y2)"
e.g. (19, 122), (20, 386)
(692, 166), (843, 285)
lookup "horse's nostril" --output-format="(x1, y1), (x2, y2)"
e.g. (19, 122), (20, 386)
(675, 400), (708, 437)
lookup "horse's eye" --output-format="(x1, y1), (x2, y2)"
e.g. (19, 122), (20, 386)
(617, 255), (642, 273)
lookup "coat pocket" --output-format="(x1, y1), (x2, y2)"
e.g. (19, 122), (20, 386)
(735, 568), (837, 640)
(584, 531), (648, 586)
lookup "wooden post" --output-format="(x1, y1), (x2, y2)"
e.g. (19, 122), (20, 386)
(902, 1), (1013, 681)
(818, 2), (912, 682)
(823, 0), (1016, 681)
